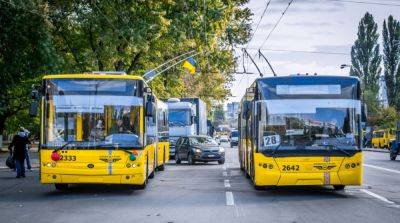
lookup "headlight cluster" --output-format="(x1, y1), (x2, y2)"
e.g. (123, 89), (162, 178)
(345, 162), (360, 169)
(126, 163), (139, 168)
(43, 162), (56, 167)
(195, 149), (202, 154)
(219, 147), (225, 153)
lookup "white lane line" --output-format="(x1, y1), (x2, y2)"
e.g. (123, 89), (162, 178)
(224, 179), (231, 188)
(363, 164), (400, 174)
(226, 192), (234, 206)
(223, 165), (227, 171)
(223, 171), (228, 177)
(360, 189), (395, 205)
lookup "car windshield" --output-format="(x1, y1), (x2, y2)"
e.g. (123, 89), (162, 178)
(169, 109), (191, 126)
(42, 78), (144, 149)
(257, 100), (361, 153)
(190, 137), (218, 146)
(373, 132), (384, 138)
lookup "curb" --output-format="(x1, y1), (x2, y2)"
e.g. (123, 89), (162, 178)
(364, 148), (390, 153)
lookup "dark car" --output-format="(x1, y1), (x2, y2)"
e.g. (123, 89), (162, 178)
(175, 136), (225, 165)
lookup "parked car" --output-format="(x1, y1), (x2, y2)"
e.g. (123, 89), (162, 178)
(175, 135), (225, 165)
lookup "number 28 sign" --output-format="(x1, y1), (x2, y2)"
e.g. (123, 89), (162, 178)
(263, 135), (281, 146)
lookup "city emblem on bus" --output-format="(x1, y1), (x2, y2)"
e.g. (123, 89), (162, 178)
(313, 163), (336, 170)
(99, 155), (122, 163)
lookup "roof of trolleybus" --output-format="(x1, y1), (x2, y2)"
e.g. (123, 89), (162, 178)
(256, 75), (361, 100)
(243, 75), (362, 157)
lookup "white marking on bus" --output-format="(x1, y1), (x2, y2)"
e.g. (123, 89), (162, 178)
(226, 192), (234, 206)
(224, 179), (231, 188)
(360, 189), (395, 205)
(223, 171), (228, 177)
(363, 164), (400, 174)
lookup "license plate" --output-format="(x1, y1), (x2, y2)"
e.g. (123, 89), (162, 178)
(208, 155), (215, 157)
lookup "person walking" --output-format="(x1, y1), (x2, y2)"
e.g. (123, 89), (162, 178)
(22, 128), (32, 170)
(8, 128), (31, 178)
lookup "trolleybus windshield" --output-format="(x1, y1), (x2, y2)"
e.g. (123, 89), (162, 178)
(42, 78), (144, 149)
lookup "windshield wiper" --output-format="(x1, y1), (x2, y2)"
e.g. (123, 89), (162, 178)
(323, 144), (351, 157)
(54, 141), (77, 151)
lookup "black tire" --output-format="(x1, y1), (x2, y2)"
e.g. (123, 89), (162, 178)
(230, 143), (233, 148)
(218, 159), (225, 165)
(254, 185), (264, 191)
(333, 185), (345, 190)
(158, 164), (165, 171)
(175, 153), (181, 164)
(55, 184), (69, 191)
(245, 171), (251, 179)
(149, 170), (155, 179)
(188, 153), (195, 165)
(390, 153), (397, 161)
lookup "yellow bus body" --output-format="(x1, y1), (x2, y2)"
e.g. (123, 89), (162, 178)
(371, 130), (394, 148)
(156, 141), (170, 169)
(39, 74), (158, 187)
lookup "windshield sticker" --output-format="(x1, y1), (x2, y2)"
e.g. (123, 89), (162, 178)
(263, 135), (281, 146)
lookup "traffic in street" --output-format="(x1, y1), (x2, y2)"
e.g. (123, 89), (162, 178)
(1, 144), (400, 223)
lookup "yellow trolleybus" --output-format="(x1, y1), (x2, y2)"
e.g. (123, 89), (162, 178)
(35, 73), (159, 190)
(155, 99), (169, 171)
(238, 75), (365, 190)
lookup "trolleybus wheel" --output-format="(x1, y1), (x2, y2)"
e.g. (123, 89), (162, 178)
(333, 185), (345, 190)
(158, 164), (165, 171)
(55, 183), (69, 191)
(254, 185), (265, 191)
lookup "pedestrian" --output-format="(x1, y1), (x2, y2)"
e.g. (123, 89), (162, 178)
(8, 128), (31, 178)
(22, 128), (32, 170)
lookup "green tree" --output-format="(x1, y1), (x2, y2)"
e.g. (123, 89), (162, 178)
(383, 15), (400, 110)
(350, 12), (382, 102)
(0, 1), (57, 135)
(47, 0), (251, 112)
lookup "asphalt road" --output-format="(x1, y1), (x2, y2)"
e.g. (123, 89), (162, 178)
(1, 144), (400, 223)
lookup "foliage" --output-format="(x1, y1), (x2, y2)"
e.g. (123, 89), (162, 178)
(0, 0), (58, 134)
(368, 106), (399, 129)
(0, 0), (251, 134)
(383, 16), (400, 111)
(350, 12), (382, 97)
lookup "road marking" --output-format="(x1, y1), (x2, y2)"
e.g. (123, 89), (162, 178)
(223, 165), (227, 171)
(363, 164), (400, 174)
(224, 179), (231, 188)
(360, 189), (395, 205)
(226, 191), (234, 206)
(223, 171), (228, 177)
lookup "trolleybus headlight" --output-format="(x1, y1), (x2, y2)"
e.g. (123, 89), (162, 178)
(51, 151), (61, 161)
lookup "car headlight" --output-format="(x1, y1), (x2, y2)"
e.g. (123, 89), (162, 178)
(195, 148), (202, 153)
(219, 147), (225, 153)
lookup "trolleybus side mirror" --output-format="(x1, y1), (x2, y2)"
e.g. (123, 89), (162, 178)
(29, 88), (39, 117)
(145, 101), (155, 117)
(361, 103), (368, 122)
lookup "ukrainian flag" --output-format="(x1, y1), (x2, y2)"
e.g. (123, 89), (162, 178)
(182, 57), (197, 74)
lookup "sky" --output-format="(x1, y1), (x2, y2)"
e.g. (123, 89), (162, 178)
(227, 0), (400, 104)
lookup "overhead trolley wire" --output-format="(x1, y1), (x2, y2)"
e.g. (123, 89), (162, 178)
(245, 0), (272, 50)
(258, 0), (295, 50)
